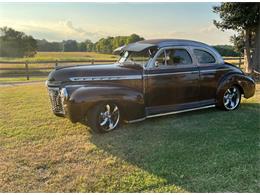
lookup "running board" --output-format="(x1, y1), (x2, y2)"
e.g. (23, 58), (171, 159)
(126, 104), (215, 123)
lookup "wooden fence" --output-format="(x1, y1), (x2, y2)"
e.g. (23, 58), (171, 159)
(0, 59), (116, 80)
(0, 57), (243, 80)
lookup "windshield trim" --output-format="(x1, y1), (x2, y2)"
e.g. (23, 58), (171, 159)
(118, 49), (155, 68)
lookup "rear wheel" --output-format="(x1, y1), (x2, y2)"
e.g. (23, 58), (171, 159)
(219, 86), (241, 111)
(87, 102), (120, 133)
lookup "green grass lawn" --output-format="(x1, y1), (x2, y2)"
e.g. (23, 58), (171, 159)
(0, 83), (259, 192)
(0, 77), (47, 83)
(0, 52), (117, 62)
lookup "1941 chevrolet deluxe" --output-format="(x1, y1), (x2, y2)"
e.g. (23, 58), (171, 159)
(46, 39), (255, 133)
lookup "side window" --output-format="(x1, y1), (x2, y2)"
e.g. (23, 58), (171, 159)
(193, 49), (216, 64)
(165, 49), (192, 66)
(155, 50), (166, 66)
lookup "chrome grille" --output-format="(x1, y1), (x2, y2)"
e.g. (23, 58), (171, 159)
(48, 87), (64, 115)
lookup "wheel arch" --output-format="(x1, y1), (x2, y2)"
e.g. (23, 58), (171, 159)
(83, 99), (132, 122)
(217, 73), (255, 99)
(67, 85), (146, 123)
(232, 84), (244, 95)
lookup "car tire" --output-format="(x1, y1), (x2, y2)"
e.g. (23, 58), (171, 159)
(87, 102), (121, 133)
(218, 85), (241, 111)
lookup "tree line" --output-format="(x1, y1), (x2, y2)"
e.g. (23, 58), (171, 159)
(0, 27), (241, 57)
(38, 39), (240, 56)
(37, 34), (144, 53)
(0, 27), (144, 56)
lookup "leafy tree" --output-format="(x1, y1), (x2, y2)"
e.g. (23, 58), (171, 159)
(62, 40), (78, 52)
(95, 37), (114, 53)
(94, 34), (144, 54)
(230, 32), (244, 55)
(37, 39), (63, 52)
(78, 42), (86, 52)
(127, 34), (144, 44)
(85, 39), (94, 52)
(213, 3), (260, 72)
(0, 27), (37, 57)
(22, 35), (37, 57)
(213, 45), (240, 57)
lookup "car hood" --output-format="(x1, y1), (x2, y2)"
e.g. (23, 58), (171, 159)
(47, 63), (143, 82)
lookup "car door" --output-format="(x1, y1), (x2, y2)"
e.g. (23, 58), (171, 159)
(192, 47), (227, 104)
(144, 47), (200, 115)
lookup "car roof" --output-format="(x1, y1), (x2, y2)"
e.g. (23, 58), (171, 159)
(113, 39), (223, 63)
(123, 39), (212, 52)
(137, 39), (210, 48)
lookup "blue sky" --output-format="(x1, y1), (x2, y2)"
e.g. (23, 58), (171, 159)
(0, 2), (235, 44)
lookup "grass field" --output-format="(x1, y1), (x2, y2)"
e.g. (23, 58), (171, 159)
(0, 77), (47, 83)
(0, 83), (259, 192)
(0, 52), (117, 62)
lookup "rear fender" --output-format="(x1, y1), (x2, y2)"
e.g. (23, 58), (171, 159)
(217, 73), (255, 99)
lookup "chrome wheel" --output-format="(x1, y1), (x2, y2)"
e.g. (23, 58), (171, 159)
(223, 86), (240, 110)
(98, 103), (120, 131)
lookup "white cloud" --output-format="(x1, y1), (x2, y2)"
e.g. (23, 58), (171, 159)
(0, 19), (235, 45)
(140, 25), (235, 45)
(0, 19), (107, 42)
(199, 24), (217, 33)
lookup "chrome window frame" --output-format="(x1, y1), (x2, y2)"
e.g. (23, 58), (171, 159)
(146, 46), (197, 70)
(118, 49), (155, 69)
(191, 46), (224, 65)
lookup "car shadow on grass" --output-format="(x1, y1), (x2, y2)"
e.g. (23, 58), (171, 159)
(90, 103), (259, 192)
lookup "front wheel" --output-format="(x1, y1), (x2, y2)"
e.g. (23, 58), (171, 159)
(87, 102), (120, 133)
(218, 86), (241, 111)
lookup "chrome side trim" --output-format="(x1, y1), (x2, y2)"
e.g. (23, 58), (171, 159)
(125, 117), (146, 123)
(69, 68), (230, 81)
(200, 68), (230, 73)
(144, 68), (230, 77)
(70, 75), (142, 81)
(147, 105), (215, 118)
(126, 104), (215, 123)
(144, 71), (198, 77)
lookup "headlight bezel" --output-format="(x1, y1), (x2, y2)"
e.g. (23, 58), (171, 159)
(60, 88), (69, 102)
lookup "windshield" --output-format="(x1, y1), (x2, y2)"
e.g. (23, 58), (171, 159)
(118, 48), (157, 67)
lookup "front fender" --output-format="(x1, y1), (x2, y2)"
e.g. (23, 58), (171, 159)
(66, 84), (145, 123)
(217, 73), (255, 99)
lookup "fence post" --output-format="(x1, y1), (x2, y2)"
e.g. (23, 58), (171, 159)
(25, 62), (29, 80)
(239, 54), (242, 68)
(91, 59), (94, 65)
(55, 60), (58, 68)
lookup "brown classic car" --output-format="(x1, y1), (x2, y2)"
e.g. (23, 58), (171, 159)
(46, 39), (255, 133)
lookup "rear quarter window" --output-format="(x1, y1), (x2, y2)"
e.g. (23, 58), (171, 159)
(194, 49), (216, 64)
